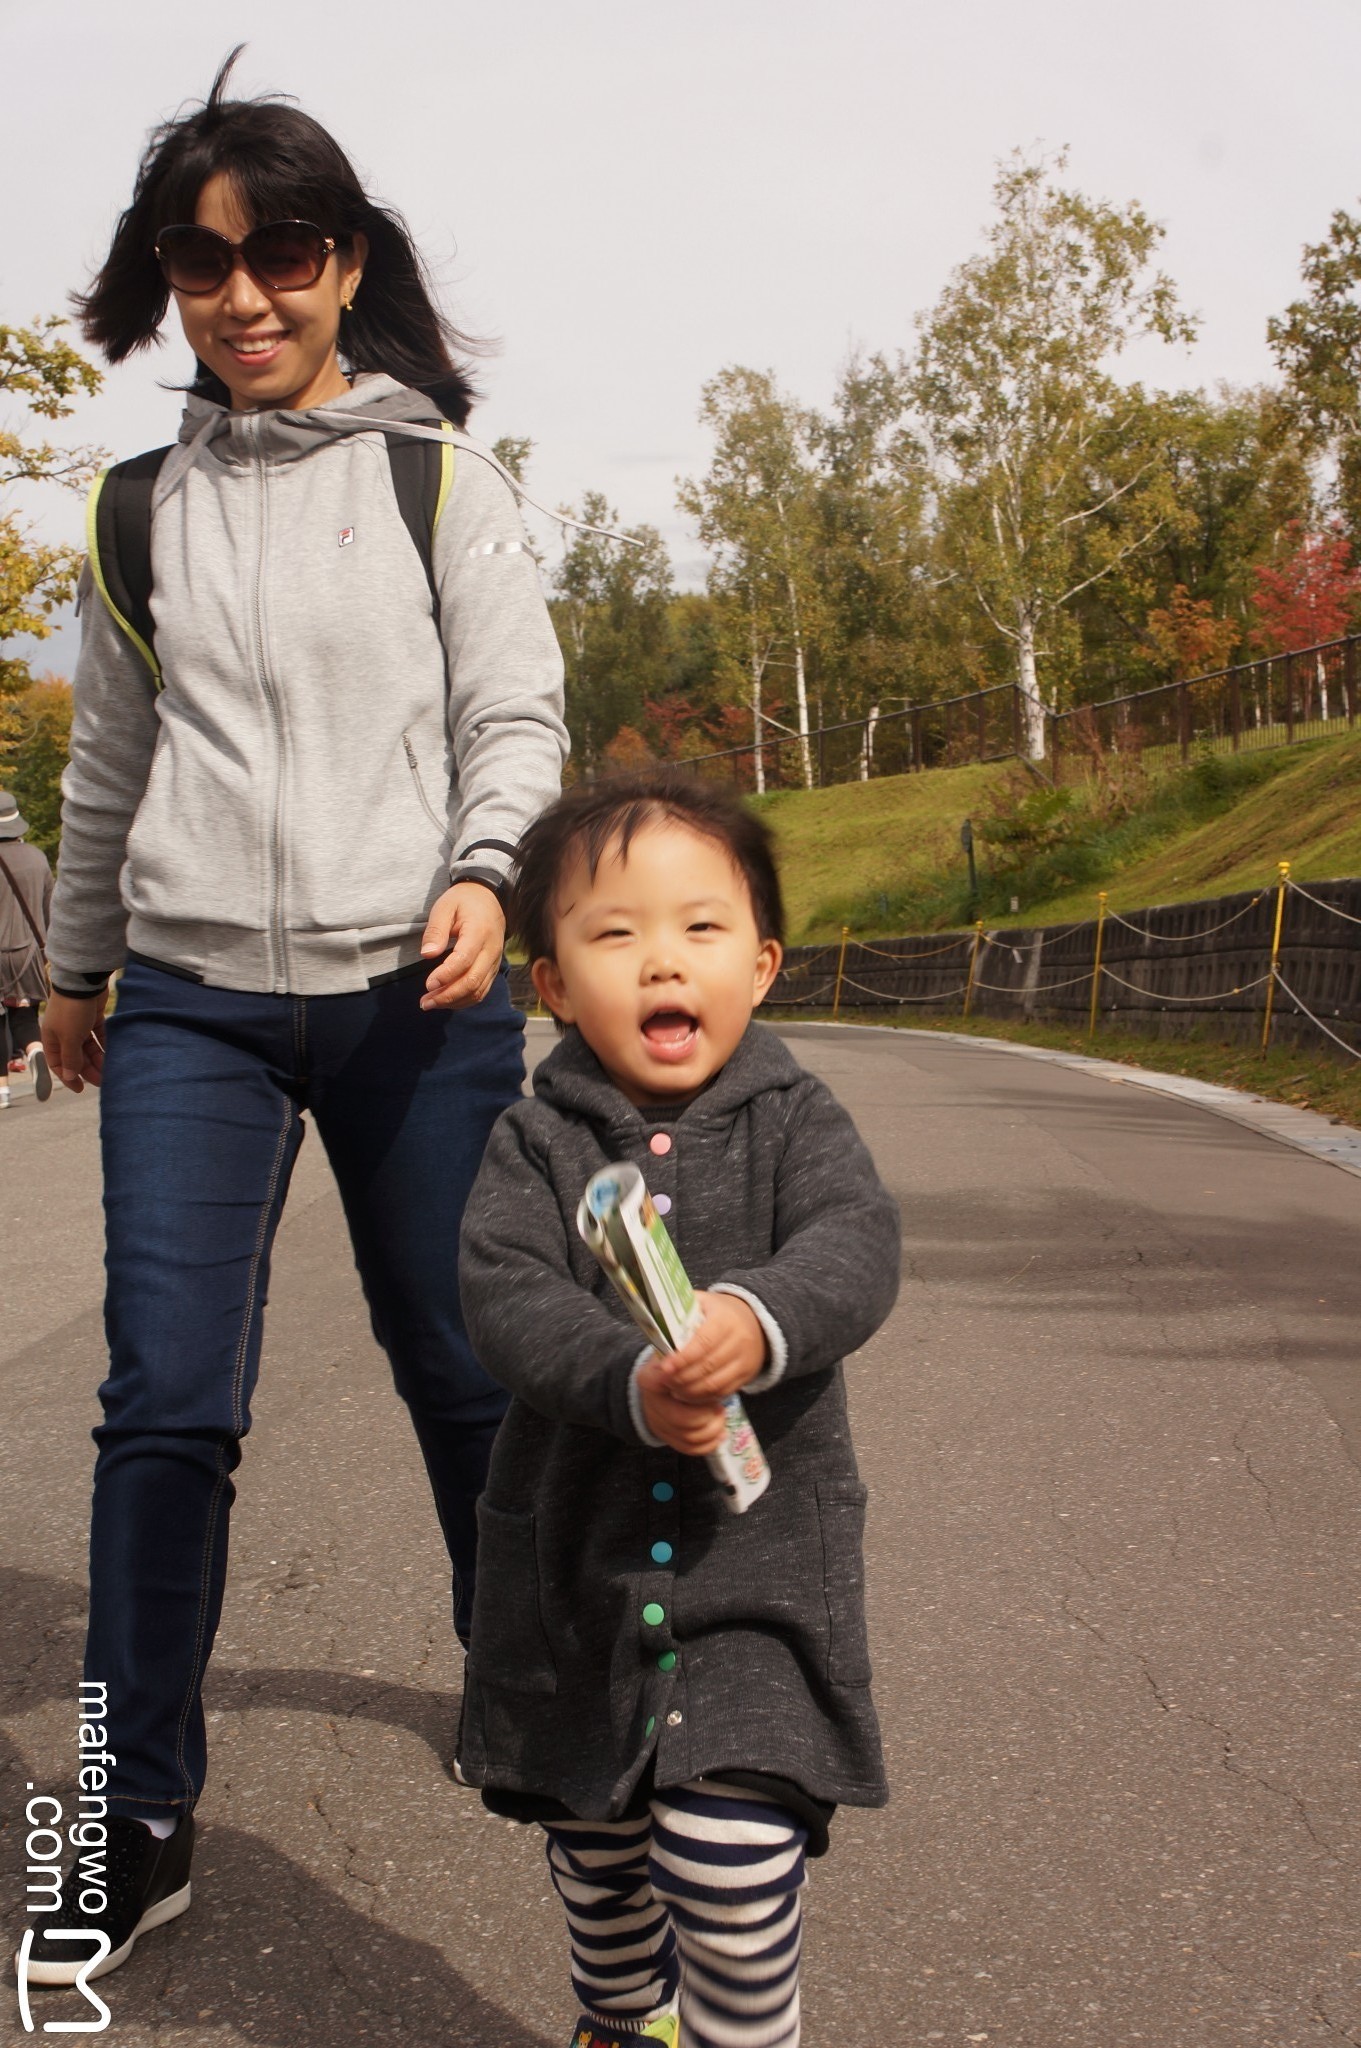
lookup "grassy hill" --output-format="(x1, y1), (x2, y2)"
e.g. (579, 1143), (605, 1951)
(761, 728), (1361, 941)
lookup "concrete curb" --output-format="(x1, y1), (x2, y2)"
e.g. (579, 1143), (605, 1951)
(776, 1020), (1361, 1183)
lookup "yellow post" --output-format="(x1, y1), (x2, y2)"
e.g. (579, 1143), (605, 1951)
(832, 926), (850, 1021)
(1088, 890), (1108, 1038)
(1260, 860), (1291, 1052)
(962, 919), (985, 1018)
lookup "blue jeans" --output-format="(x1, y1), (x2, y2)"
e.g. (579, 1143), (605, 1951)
(88, 957), (523, 1820)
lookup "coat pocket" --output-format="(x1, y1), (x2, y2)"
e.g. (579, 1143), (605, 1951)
(816, 1479), (872, 1688)
(468, 1502), (559, 1697)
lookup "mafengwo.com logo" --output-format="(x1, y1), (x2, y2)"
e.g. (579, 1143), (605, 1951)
(15, 1681), (114, 2033)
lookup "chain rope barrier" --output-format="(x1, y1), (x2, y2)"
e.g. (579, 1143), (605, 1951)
(1105, 894), (1265, 941)
(972, 969), (1097, 994)
(1268, 967), (1361, 1061)
(850, 934), (972, 961)
(839, 975), (970, 1004)
(1098, 968), (1271, 1004)
(1284, 879), (1361, 930)
(768, 863), (1361, 1072)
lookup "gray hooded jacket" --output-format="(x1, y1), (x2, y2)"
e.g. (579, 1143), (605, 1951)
(457, 1022), (901, 1818)
(47, 375), (567, 995)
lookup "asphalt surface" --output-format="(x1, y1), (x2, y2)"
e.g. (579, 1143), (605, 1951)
(3, 1019), (1360, 2048)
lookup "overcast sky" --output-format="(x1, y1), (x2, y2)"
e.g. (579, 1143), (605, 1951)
(7, 0), (1361, 672)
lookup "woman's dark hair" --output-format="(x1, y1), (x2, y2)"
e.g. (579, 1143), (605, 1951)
(75, 47), (479, 422)
(510, 772), (785, 963)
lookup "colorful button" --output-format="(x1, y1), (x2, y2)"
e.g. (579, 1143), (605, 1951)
(645, 1716), (656, 1737)
(642, 1602), (665, 1627)
(651, 1481), (674, 1503)
(653, 1193), (672, 1216)
(657, 1651), (677, 1672)
(650, 1541), (673, 1564)
(649, 1132), (672, 1155)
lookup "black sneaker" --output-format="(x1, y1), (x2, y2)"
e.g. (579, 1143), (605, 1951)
(19, 1815), (194, 1986)
(26, 1043), (52, 1103)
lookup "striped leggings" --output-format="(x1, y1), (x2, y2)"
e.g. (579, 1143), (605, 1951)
(545, 1778), (807, 2048)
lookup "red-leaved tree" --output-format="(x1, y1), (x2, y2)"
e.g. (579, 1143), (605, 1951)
(1251, 522), (1361, 720)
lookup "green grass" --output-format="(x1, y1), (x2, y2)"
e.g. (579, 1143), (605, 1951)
(765, 1008), (1361, 1129)
(764, 725), (1361, 941)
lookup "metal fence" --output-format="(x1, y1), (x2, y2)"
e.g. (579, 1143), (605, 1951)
(668, 634), (1361, 792)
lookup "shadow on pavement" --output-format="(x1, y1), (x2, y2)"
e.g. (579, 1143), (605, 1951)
(0, 1567), (549, 2046)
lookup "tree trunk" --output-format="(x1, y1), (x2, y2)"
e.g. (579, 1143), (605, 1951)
(786, 573), (813, 789)
(1017, 612), (1046, 761)
(859, 704), (880, 780)
(1317, 649), (1330, 723)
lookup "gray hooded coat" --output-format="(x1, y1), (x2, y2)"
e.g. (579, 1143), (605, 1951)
(457, 1022), (901, 1819)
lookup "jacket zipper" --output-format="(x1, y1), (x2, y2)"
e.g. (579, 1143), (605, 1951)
(403, 732), (448, 835)
(245, 416), (290, 990)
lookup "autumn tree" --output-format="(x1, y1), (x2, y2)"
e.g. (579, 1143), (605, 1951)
(1143, 586), (1239, 676)
(550, 492), (673, 776)
(1, 317), (104, 696)
(1251, 522), (1361, 717)
(907, 151), (1196, 757)
(0, 673), (72, 860)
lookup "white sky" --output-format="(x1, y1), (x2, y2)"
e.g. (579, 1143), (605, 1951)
(6, 0), (1361, 673)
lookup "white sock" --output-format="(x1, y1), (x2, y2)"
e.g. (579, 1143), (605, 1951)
(142, 1815), (177, 1841)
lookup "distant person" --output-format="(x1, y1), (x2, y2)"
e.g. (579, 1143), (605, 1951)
(457, 774), (902, 2048)
(24, 49), (566, 1990)
(0, 790), (54, 1108)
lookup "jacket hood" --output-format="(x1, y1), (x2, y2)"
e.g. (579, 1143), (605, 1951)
(532, 1021), (806, 1137)
(174, 372), (433, 467)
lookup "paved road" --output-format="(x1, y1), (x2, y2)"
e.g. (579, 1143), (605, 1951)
(3, 1021), (1359, 2047)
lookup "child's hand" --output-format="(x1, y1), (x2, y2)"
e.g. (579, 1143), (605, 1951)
(656, 1292), (767, 1400)
(638, 1356), (729, 1456)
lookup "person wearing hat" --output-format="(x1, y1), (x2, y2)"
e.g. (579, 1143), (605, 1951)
(0, 790), (54, 1109)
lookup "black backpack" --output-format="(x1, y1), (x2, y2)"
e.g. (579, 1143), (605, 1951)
(85, 420), (453, 686)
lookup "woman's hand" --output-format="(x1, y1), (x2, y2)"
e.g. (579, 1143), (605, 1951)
(654, 1292), (768, 1400)
(42, 990), (110, 1093)
(419, 883), (506, 1011)
(637, 1355), (729, 1456)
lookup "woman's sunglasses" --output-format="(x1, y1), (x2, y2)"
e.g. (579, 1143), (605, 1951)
(155, 220), (336, 297)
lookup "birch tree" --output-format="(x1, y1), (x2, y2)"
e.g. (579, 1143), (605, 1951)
(907, 153), (1196, 757)
(678, 368), (824, 788)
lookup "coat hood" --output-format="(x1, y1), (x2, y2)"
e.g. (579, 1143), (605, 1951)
(531, 1021), (808, 1138)
(173, 372), (434, 467)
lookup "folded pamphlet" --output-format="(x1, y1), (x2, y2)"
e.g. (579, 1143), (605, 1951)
(577, 1162), (771, 1514)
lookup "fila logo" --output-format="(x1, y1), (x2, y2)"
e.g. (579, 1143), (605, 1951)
(338, 527), (355, 547)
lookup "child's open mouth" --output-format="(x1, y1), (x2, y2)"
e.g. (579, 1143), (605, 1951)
(641, 1009), (699, 1061)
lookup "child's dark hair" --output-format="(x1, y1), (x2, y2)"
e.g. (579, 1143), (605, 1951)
(510, 772), (785, 961)
(75, 47), (479, 423)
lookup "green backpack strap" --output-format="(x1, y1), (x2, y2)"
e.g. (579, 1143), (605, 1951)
(86, 420), (454, 687)
(86, 447), (173, 686)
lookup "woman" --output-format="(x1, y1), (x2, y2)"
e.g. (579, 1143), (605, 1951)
(28, 51), (567, 1986)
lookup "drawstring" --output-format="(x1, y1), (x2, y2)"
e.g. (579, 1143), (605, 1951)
(314, 414), (645, 548)
(150, 409), (220, 515)
(148, 405), (644, 549)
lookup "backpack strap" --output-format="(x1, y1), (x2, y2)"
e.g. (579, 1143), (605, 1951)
(85, 447), (173, 687)
(382, 418), (454, 619)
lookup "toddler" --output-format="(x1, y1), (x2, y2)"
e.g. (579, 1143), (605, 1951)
(458, 773), (901, 2048)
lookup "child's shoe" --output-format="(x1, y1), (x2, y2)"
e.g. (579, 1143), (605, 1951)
(569, 2015), (679, 2048)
